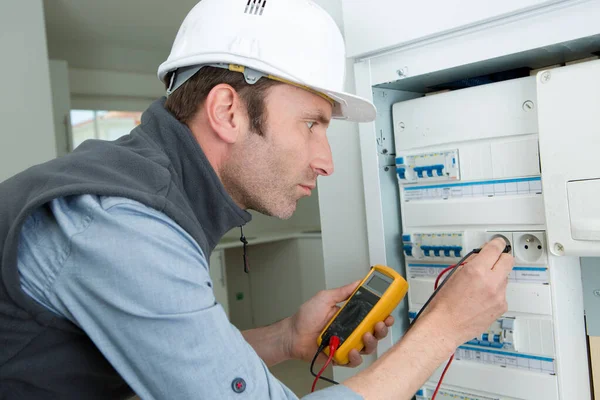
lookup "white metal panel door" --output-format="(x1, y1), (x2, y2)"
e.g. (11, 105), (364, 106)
(537, 59), (600, 256)
(341, 0), (565, 58)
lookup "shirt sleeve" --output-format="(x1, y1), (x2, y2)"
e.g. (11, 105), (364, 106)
(30, 195), (362, 400)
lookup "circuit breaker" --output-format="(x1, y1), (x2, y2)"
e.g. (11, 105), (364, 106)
(392, 75), (589, 400)
(396, 150), (460, 183)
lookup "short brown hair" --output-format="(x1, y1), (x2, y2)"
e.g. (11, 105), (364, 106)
(164, 66), (281, 135)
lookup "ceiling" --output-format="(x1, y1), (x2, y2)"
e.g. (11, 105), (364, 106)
(43, 0), (199, 52)
(43, 0), (344, 55)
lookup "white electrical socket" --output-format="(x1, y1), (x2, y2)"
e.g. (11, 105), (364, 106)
(485, 231), (514, 255)
(513, 232), (547, 265)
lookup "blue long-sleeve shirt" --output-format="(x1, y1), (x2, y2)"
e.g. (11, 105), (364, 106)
(16, 194), (362, 400)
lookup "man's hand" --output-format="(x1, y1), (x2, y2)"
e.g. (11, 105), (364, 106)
(416, 237), (514, 349)
(286, 281), (394, 367)
(344, 238), (514, 399)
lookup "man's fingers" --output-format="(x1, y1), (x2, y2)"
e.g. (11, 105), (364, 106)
(361, 332), (377, 355)
(473, 237), (507, 269)
(347, 349), (363, 367)
(331, 323), (390, 367)
(462, 252), (480, 265)
(373, 321), (389, 340)
(492, 253), (515, 277)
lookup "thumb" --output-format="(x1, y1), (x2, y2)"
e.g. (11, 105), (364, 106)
(327, 280), (361, 304)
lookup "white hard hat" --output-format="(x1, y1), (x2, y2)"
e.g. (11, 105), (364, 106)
(158, 0), (376, 123)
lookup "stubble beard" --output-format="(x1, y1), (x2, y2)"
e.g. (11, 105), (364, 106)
(222, 157), (298, 220)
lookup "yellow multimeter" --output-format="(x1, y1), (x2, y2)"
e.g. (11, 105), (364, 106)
(317, 265), (409, 365)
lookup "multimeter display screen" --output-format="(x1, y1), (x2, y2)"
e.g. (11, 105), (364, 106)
(366, 274), (390, 295)
(323, 287), (381, 345)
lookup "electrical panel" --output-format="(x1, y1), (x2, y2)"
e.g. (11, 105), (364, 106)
(392, 76), (589, 400)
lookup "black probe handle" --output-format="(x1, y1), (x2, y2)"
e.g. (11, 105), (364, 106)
(489, 234), (513, 254)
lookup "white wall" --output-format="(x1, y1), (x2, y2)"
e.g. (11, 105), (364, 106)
(0, 0), (57, 182)
(318, 58), (370, 285)
(313, 0), (344, 29)
(46, 19), (166, 112)
(47, 41), (167, 75)
(225, 245), (255, 331)
(48, 60), (72, 157)
(297, 237), (327, 303)
(225, 237), (325, 328)
(68, 68), (163, 112)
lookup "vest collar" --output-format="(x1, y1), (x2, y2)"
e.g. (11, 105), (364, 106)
(140, 97), (252, 250)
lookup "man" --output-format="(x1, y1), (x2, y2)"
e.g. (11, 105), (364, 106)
(0, 0), (512, 399)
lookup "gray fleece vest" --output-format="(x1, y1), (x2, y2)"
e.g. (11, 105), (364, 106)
(0, 98), (251, 399)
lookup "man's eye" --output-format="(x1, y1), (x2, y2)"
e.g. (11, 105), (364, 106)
(306, 121), (315, 130)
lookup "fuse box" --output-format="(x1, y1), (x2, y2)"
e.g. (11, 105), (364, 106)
(387, 75), (588, 400)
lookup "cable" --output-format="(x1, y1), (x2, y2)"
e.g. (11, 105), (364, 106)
(240, 226), (249, 273)
(432, 354), (454, 400)
(414, 240), (511, 398)
(311, 336), (340, 392)
(311, 337), (338, 392)
(408, 249), (479, 328)
(434, 265), (457, 289)
(310, 341), (339, 386)
(430, 264), (459, 400)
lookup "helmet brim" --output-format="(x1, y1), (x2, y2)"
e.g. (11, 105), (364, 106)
(158, 55), (377, 123)
(319, 88), (377, 123)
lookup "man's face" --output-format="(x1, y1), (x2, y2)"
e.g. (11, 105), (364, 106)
(223, 84), (334, 219)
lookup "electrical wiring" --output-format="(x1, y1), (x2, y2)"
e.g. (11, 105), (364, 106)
(404, 249), (477, 399)
(309, 342), (338, 386)
(310, 336), (340, 392)
(409, 249), (479, 328)
(417, 239), (511, 398)
(434, 264), (456, 288)
(432, 353), (454, 399)
(430, 263), (461, 400)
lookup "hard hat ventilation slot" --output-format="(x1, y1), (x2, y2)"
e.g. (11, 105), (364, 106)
(244, 0), (267, 15)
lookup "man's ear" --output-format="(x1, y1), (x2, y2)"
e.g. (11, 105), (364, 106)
(204, 84), (246, 144)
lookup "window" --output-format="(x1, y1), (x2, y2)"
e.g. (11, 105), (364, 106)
(70, 110), (142, 150)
